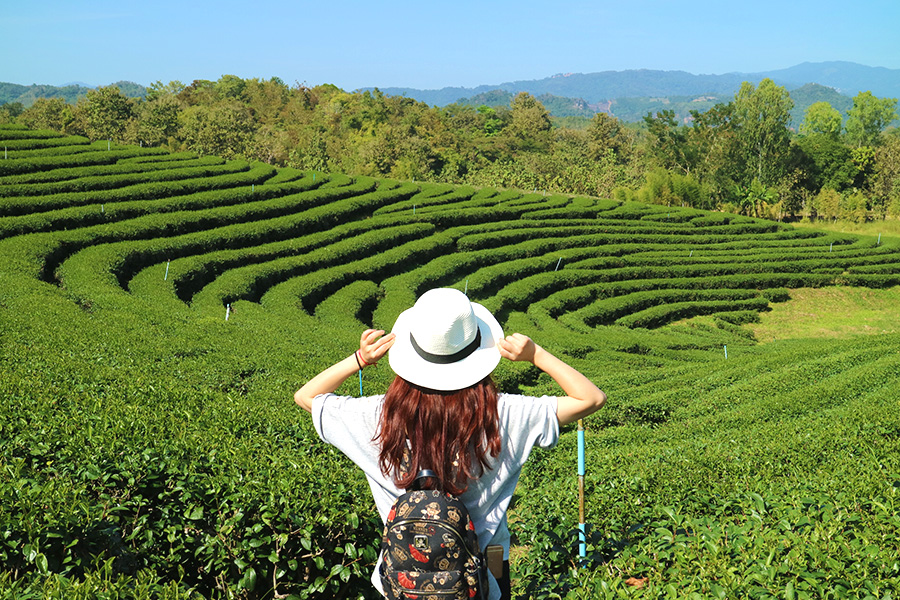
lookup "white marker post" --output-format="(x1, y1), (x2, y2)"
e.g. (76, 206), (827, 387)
(555, 257), (562, 271)
(225, 303), (230, 321)
(724, 345), (728, 359)
(878, 233), (882, 245)
(164, 261), (170, 281)
(464, 279), (468, 295)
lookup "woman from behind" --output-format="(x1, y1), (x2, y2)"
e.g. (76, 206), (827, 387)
(294, 288), (606, 599)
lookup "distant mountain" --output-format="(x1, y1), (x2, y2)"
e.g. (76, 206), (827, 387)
(371, 61), (900, 108)
(442, 82), (861, 128)
(787, 83), (854, 127)
(756, 61), (900, 98)
(0, 81), (146, 107)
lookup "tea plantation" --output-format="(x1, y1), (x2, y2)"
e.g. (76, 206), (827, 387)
(1, 125), (899, 599)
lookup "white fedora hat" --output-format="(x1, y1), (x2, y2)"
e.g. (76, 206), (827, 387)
(388, 288), (504, 391)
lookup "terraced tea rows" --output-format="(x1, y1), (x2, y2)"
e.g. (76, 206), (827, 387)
(4, 126), (898, 338)
(3, 125), (900, 598)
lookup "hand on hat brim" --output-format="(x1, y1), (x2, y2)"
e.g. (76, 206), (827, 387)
(498, 333), (536, 363)
(360, 329), (395, 365)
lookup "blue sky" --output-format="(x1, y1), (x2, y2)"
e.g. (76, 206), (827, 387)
(3, 0), (899, 90)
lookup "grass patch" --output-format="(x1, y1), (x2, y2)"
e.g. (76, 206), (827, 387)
(791, 216), (900, 239)
(748, 286), (900, 342)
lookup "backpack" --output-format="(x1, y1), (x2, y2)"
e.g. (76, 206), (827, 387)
(379, 470), (487, 599)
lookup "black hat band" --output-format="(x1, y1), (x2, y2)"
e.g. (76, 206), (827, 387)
(409, 328), (482, 364)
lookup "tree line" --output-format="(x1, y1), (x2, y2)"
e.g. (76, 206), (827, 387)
(2, 75), (897, 222)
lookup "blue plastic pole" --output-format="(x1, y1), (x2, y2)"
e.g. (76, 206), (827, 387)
(578, 419), (586, 560)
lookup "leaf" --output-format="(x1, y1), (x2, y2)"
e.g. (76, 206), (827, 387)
(35, 552), (48, 574)
(185, 505), (204, 520)
(239, 566), (257, 590)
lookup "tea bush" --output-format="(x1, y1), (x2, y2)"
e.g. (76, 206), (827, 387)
(3, 127), (900, 598)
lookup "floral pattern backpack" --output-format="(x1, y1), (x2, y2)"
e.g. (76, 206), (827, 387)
(379, 470), (487, 599)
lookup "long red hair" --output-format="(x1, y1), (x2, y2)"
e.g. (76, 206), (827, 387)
(376, 375), (501, 495)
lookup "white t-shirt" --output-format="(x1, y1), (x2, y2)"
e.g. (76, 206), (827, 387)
(311, 392), (559, 599)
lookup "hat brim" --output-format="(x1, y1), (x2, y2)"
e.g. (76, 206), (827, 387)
(388, 301), (504, 391)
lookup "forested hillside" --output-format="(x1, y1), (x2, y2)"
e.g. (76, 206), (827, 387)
(2, 76), (898, 232)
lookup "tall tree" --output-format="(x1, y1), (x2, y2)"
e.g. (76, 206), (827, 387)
(731, 79), (793, 187)
(78, 85), (136, 142)
(800, 101), (842, 138)
(844, 91), (898, 148)
(642, 109), (690, 173)
(20, 98), (77, 133)
(686, 102), (738, 199)
(587, 112), (634, 165)
(0, 102), (24, 123)
(506, 92), (552, 152)
(178, 100), (253, 159)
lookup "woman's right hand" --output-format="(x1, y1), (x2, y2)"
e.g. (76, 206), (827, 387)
(498, 333), (537, 363)
(359, 329), (395, 365)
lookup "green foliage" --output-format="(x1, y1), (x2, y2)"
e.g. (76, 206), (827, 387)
(845, 91), (899, 148)
(3, 128), (900, 598)
(800, 101), (843, 138)
(8, 78), (900, 222)
(79, 86), (137, 142)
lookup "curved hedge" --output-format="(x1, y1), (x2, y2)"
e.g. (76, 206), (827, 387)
(4, 129), (900, 599)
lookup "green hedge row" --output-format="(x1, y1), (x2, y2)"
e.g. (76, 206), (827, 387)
(0, 155), (225, 186)
(0, 312), (383, 599)
(260, 232), (457, 317)
(0, 135), (93, 151)
(0, 162), (276, 217)
(0, 160), (252, 198)
(552, 288), (767, 328)
(2, 142), (108, 159)
(0, 129), (67, 140)
(487, 269), (836, 325)
(196, 223), (440, 314)
(0, 174), (363, 284)
(412, 189), (538, 215)
(0, 170), (345, 240)
(129, 214), (417, 311)
(54, 183), (421, 311)
(0, 146), (169, 176)
(455, 224), (822, 254)
(617, 296), (772, 328)
(522, 197), (617, 220)
(373, 184), (477, 215)
(494, 192), (564, 210)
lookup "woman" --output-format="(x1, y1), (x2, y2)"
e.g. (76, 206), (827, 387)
(294, 288), (606, 599)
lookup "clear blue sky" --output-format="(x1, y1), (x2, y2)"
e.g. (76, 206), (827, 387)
(3, 0), (899, 90)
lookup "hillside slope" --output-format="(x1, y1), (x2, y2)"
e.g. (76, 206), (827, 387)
(2, 125), (899, 598)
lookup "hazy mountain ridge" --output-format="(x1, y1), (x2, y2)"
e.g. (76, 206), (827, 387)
(373, 61), (900, 110)
(0, 81), (147, 107)
(454, 83), (854, 128)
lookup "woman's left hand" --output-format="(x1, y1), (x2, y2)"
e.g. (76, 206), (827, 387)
(360, 329), (395, 365)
